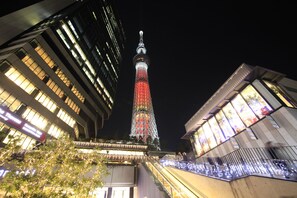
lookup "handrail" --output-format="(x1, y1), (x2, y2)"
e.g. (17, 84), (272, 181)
(161, 146), (297, 182)
(149, 157), (207, 198)
(144, 160), (191, 198)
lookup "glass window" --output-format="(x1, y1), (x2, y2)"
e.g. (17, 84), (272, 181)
(202, 122), (217, 149)
(5, 67), (36, 94)
(208, 116), (226, 144)
(22, 107), (48, 130)
(34, 91), (57, 113)
(57, 109), (75, 127)
(48, 124), (65, 138)
(215, 110), (235, 139)
(231, 94), (258, 127)
(264, 80), (296, 108)
(197, 128), (209, 153)
(193, 132), (204, 156)
(222, 103), (246, 133)
(241, 85), (273, 118)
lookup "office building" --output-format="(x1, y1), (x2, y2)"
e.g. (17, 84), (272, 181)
(0, 0), (125, 149)
(183, 63), (297, 159)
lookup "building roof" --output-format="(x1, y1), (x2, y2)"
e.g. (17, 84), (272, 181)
(182, 63), (286, 139)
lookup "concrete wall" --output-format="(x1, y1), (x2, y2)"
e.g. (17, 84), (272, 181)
(167, 167), (297, 198)
(103, 165), (136, 187)
(136, 164), (168, 198)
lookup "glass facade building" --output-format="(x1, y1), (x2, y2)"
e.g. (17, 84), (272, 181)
(0, 0), (125, 149)
(183, 64), (297, 158)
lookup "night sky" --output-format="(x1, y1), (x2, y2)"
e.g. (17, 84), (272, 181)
(99, 1), (297, 152)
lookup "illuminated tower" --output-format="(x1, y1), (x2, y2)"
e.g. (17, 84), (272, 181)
(130, 31), (160, 150)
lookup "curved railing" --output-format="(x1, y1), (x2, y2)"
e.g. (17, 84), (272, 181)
(160, 146), (297, 181)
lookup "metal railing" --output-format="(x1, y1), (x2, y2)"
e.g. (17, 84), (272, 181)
(144, 157), (201, 198)
(161, 146), (297, 181)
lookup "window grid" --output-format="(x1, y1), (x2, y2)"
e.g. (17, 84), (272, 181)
(22, 107), (48, 130)
(65, 97), (80, 114)
(46, 79), (64, 98)
(21, 55), (46, 80)
(57, 109), (75, 127)
(34, 91), (57, 112)
(5, 67), (36, 94)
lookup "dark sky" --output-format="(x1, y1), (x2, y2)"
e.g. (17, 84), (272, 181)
(99, 1), (297, 152)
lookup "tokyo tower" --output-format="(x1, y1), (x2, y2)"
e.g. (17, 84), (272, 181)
(130, 31), (160, 150)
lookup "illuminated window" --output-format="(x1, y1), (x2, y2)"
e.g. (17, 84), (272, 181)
(222, 103), (245, 133)
(231, 94), (259, 127)
(193, 133), (204, 156)
(71, 86), (85, 102)
(55, 68), (71, 87)
(241, 85), (273, 118)
(2, 129), (34, 149)
(21, 54), (46, 80)
(208, 117), (226, 144)
(22, 107), (48, 130)
(264, 80), (296, 108)
(0, 88), (22, 112)
(202, 122), (217, 149)
(32, 41), (55, 69)
(215, 110), (235, 139)
(197, 128), (209, 153)
(34, 91), (57, 112)
(57, 109), (75, 127)
(65, 97), (80, 114)
(4, 67), (36, 94)
(48, 124), (65, 139)
(46, 79), (64, 98)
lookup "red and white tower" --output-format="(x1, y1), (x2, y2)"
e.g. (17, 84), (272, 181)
(130, 31), (160, 150)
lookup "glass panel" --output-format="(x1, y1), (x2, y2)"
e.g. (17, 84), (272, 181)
(241, 85), (273, 118)
(208, 116), (226, 144)
(222, 103), (246, 133)
(264, 80), (295, 108)
(197, 128), (209, 153)
(202, 122), (217, 149)
(231, 94), (258, 126)
(193, 132), (204, 156)
(215, 110), (235, 139)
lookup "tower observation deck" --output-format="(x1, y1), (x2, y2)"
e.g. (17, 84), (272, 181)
(130, 31), (160, 150)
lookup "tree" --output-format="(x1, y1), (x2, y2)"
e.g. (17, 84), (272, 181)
(0, 134), (108, 197)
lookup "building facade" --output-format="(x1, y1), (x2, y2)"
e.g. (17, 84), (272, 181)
(183, 63), (297, 159)
(130, 31), (160, 150)
(0, 0), (125, 149)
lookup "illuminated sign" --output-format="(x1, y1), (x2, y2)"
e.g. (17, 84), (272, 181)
(0, 105), (46, 142)
(0, 167), (36, 178)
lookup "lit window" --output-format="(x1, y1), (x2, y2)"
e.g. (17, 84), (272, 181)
(264, 80), (295, 108)
(241, 85), (273, 118)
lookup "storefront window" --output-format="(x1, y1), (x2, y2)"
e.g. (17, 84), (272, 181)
(193, 132), (204, 156)
(215, 110), (235, 139)
(208, 116), (226, 144)
(202, 122), (217, 149)
(231, 94), (258, 126)
(222, 103), (246, 133)
(241, 85), (273, 118)
(197, 128), (209, 153)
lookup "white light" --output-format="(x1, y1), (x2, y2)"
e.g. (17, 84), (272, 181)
(0, 108), (5, 114)
(22, 123), (42, 138)
(0, 114), (8, 121)
(6, 113), (22, 124)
